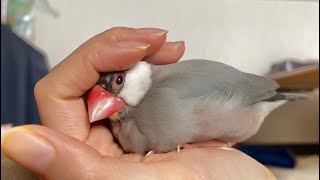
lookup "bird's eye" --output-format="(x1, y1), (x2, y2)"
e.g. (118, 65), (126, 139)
(112, 73), (125, 90)
(116, 75), (123, 85)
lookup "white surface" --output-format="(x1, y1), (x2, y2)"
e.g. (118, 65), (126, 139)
(33, 0), (319, 75)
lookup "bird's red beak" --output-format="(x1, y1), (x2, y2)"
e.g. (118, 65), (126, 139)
(87, 85), (126, 123)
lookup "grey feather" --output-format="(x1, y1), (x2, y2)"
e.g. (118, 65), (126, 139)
(151, 60), (279, 106)
(115, 59), (306, 155)
(265, 92), (309, 102)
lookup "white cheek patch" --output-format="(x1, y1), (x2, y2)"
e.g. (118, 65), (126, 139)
(119, 61), (152, 106)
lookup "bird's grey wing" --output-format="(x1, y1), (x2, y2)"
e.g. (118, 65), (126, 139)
(151, 59), (279, 107)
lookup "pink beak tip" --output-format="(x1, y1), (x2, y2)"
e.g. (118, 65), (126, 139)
(87, 85), (126, 124)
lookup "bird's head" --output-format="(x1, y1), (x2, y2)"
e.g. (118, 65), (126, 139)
(87, 61), (152, 123)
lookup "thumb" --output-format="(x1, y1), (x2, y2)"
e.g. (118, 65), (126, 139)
(1, 125), (123, 180)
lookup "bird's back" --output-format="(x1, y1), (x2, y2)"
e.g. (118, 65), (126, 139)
(150, 59), (279, 105)
(130, 59), (280, 152)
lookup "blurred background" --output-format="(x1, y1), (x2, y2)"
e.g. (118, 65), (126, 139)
(1, 0), (319, 179)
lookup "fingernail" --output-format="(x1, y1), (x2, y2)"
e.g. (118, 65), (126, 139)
(116, 41), (151, 50)
(217, 147), (235, 151)
(1, 127), (54, 172)
(173, 41), (185, 50)
(135, 28), (168, 36)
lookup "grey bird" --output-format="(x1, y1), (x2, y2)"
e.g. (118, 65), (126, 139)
(87, 59), (306, 155)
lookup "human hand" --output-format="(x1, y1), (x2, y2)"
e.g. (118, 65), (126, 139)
(2, 27), (275, 179)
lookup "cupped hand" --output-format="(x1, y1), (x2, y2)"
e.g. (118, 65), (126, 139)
(2, 27), (275, 180)
(34, 27), (186, 157)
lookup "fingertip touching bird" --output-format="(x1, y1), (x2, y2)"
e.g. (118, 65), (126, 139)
(87, 59), (308, 155)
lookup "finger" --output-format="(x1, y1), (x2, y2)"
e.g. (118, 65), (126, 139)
(85, 122), (124, 157)
(38, 27), (168, 98)
(35, 41), (150, 140)
(1, 125), (151, 179)
(34, 27), (169, 140)
(145, 41), (185, 65)
(1, 125), (188, 179)
(39, 41), (151, 98)
(94, 27), (168, 56)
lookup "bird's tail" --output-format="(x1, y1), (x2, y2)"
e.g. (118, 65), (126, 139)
(265, 92), (309, 102)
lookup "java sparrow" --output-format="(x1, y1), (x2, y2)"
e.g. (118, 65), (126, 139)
(87, 59), (306, 155)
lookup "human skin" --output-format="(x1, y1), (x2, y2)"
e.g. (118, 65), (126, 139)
(1, 27), (276, 180)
